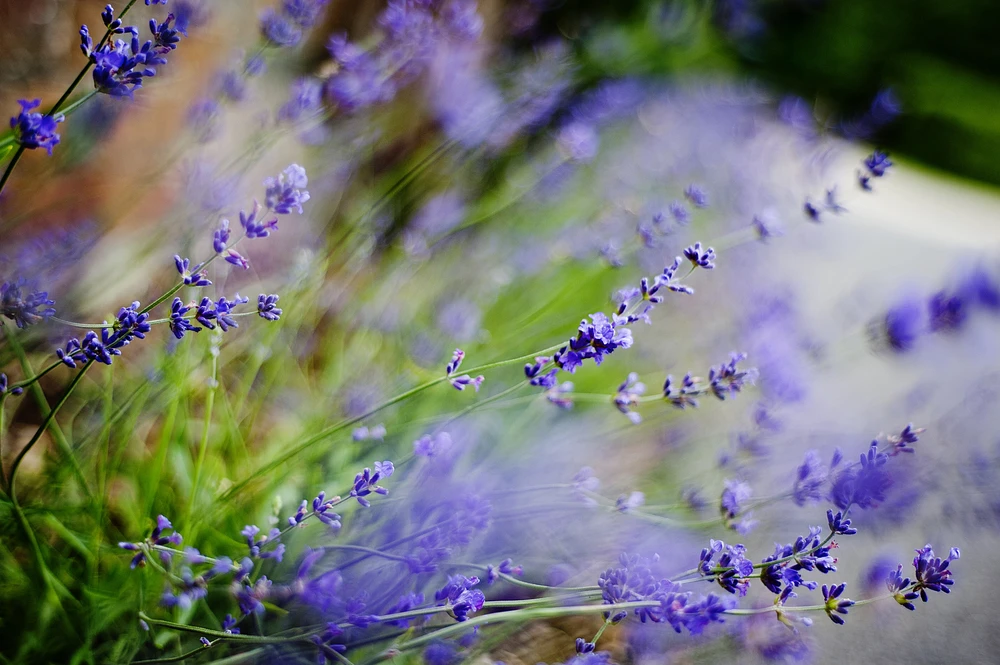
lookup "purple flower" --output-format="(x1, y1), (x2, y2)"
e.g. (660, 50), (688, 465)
(720, 479), (751, 520)
(264, 164), (310, 214)
(1, 279), (56, 328)
(614, 372), (646, 424)
(708, 352), (757, 400)
(821, 583), (854, 625)
(882, 296), (924, 352)
(886, 564), (919, 610)
(669, 201), (690, 225)
(792, 451), (826, 506)
(281, 0), (330, 28)
(830, 441), (892, 510)
(684, 185), (709, 208)
(10, 99), (64, 154)
(260, 9), (302, 46)
(0, 373), (23, 396)
(911, 544), (959, 603)
(683, 242), (716, 270)
(257, 294), (282, 321)
(86, 12), (182, 99)
(928, 291), (966, 332)
(168, 298), (201, 339)
(349, 461), (394, 507)
(173, 256), (211, 287)
(239, 201), (280, 238)
(213, 219), (231, 253)
(278, 77), (323, 122)
(556, 122), (600, 162)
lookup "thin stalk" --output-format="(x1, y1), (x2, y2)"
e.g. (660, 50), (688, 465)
(184, 331), (221, 528)
(220, 343), (565, 502)
(3, 327), (92, 500)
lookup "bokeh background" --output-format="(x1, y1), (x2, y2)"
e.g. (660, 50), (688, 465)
(1, 1), (999, 664)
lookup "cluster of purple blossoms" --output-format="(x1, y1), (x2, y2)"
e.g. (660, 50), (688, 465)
(758, 526), (836, 595)
(9, 100), (65, 154)
(80, 6), (183, 99)
(260, 0), (330, 48)
(662, 353), (758, 409)
(211, 165), (309, 272)
(613, 373), (646, 424)
(877, 267), (1000, 352)
(598, 553), (734, 634)
(288, 490), (343, 530)
(525, 248), (711, 390)
(821, 583), (854, 625)
(57, 302), (150, 367)
(698, 540), (754, 596)
(445, 348), (483, 392)
(349, 461), (394, 507)
(324, 0), (482, 114)
(118, 515), (182, 569)
(858, 150), (893, 191)
(1, 279), (56, 329)
(171, 292), (282, 341)
(434, 575), (485, 622)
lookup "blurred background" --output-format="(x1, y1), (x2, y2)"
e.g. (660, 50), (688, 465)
(1, 1), (999, 664)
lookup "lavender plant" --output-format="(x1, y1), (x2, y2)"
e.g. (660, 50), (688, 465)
(0, 1), (979, 664)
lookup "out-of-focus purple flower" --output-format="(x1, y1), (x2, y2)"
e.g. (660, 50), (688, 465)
(173, 1), (209, 35)
(927, 291), (966, 332)
(264, 164), (310, 214)
(10, 99), (64, 155)
(882, 296), (924, 352)
(830, 441), (892, 510)
(708, 352), (758, 400)
(684, 185), (708, 208)
(1, 279), (56, 328)
(278, 78), (323, 123)
(556, 122), (600, 162)
(613, 372), (646, 424)
(959, 266), (1000, 311)
(260, 9), (302, 46)
(792, 451), (826, 506)
(720, 479), (751, 520)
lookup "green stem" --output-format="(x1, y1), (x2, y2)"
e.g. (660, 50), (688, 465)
(184, 331), (221, 528)
(3, 326), (93, 500)
(0, 145), (26, 197)
(137, 612), (313, 644)
(220, 343), (565, 502)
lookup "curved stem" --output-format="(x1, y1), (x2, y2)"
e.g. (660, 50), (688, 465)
(220, 343), (565, 502)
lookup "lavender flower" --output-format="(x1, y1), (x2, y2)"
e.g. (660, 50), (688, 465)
(792, 451), (826, 506)
(213, 219), (231, 253)
(820, 583), (854, 625)
(886, 564), (919, 610)
(911, 545), (959, 603)
(614, 372), (646, 424)
(708, 353), (758, 400)
(349, 461), (394, 507)
(10, 100), (64, 154)
(173, 256), (211, 287)
(1, 280), (56, 328)
(264, 164), (310, 214)
(684, 185), (709, 208)
(239, 201), (279, 238)
(168, 298), (200, 339)
(928, 291), (966, 332)
(118, 515), (182, 569)
(257, 294), (282, 321)
(0, 373), (23, 396)
(85, 11), (182, 99)
(882, 296), (924, 352)
(683, 242), (716, 270)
